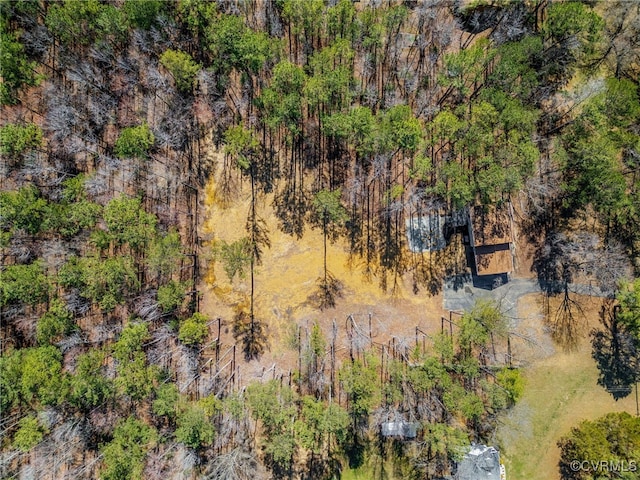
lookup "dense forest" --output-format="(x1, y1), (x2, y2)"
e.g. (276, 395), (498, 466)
(1, 0), (639, 479)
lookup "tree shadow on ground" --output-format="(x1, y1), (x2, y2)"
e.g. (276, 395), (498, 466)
(233, 310), (268, 361)
(273, 183), (307, 239)
(308, 272), (343, 310)
(591, 305), (639, 400)
(302, 454), (342, 480)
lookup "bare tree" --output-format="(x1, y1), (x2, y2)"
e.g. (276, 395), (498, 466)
(203, 447), (260, 480)
(534, 231), (632, 346)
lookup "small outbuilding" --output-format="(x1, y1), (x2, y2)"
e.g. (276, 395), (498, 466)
(406, 214), (446, 252)
(468, 204), (514, 276)
(380, 420), (419, 439)
(456, 444), (505, 480)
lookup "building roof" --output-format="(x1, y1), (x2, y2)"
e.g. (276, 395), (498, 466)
(456, 445), (502, 480)
(381, 421), (419, 439)
(469, 204), (514, 276)
(406, 215), (446, 252)
(469, 204), (513, 247)
(474, 244), (513, 276)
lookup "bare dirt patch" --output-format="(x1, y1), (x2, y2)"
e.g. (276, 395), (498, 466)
(198, 175), (447, 383)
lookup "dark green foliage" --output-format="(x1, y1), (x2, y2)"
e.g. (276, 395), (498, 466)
(69, 349), (113, 411)
(175, 402), (215, 448)
(407, 355), (452, 395)
(305, 39), (355, 113)
(178, 312), (209, 346)
(378, 104), (423, 153)
(100, 417), (157, 480)
(96, 5), (128, 43)
(215, 238), (252, 281)
(543, 2), (604, 66)
(295, 396), (349, 454)
(558, 412), (640, 480)
(444, 384), (484, 421)
(115, 352), (160, 402)
(56, 200), (103, 238)
(45, 0), (98, 44)
(152, 383), (179, 419)
(560, 132), (625, 215)
(12, 415), (47, 452)
(0, 183), (100, 239)
(62, 174), (87, 202)
(113, 323), (150, 363)
(122, 0), (162, 30)
(419, 423), (469, 465)
(280, 0), (325, 40)
(103, 195), (157, 250)
(159, 49), (201, 93)
(37, 298), (76, 345)
(457, 300), (507, 358)
(488, 35), (543, 100)
(207, 14), (248, 73)
(557, 78), (638, 222)
(0, 261), (49, 307)
(35, 176), (104, 238)
(257, 60), (307, 133)
(439, 39), (495, 97)
(0, 28), (41, 105)
(62, 255), (139, 312)
(45, 0), (127, 46)
(57, 255), (84, 289)
(246, 380), (296, 434)
(0, 122), (42, 157)
(434, 164), (470, 210)
(339, 354), (380, 418)
(113, 323), (160, 402)
(0, 349), (23, 412)
(147, 229), (182, 280)
(324, 106), (376, 157)
(309, 322), (326, 358)
(19, 346), (66, 407)
(265, 433), (296, 469)
(326, 0), (357, 43)
(246, 380), (297, 469)
(597, 77), (640, 133)
(114, 124), (155, 159)
(157, 280), (187, 313)
(0, 0), (39, 28)
(208, 14), (277, 75)
(0, 185), (48, 235)
(618, 279), (640, 340)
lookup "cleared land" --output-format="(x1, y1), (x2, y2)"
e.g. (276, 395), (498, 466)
(201, 175), (637, 480)
(495, 294), (638, 480)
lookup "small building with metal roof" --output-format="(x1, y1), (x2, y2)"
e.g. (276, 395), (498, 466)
(468, 204), (514, 276)
(456, 444), (505, 480)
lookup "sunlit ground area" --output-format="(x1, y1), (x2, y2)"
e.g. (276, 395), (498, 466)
(495, 294), (637, 480)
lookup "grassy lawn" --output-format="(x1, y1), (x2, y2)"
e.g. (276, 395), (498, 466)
(494, 296), (638, 480)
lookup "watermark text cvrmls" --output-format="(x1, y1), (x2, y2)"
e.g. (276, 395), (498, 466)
(569, 460), (637, 473)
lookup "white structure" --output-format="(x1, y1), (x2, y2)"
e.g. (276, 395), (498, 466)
(406, 214), (446, 252)
(380, 421), (419, 439)
(456, 444), (504, 480)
